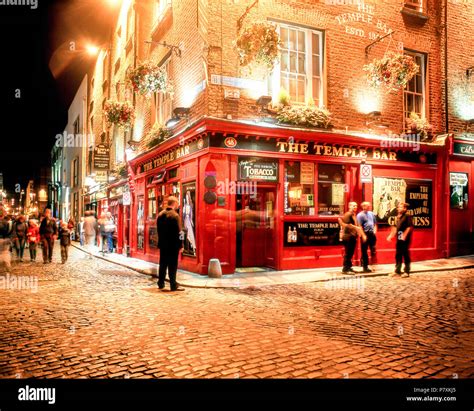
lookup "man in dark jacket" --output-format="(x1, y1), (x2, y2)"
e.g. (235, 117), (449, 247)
(387, 202), (414, 278)
(39, 208), (58, 263)
(157, 196), (184, 291)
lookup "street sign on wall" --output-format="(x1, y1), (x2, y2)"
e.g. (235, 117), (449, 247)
(360, 164), (372, 183)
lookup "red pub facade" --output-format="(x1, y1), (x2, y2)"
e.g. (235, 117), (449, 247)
(127, 118), (463, 275)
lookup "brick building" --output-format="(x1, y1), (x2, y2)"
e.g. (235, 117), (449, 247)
(76, 0), (473, 273)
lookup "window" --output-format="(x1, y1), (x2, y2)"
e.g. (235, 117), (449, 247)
(318, 164), (345, 216)
(152, 58), (173, 125)
(126, 6), (133, 40)
(154, 0), (171, 22)
(73, 192), (79, 222)
(404, 0), (423, 12)
(73, 116), (80, 135)
(114, 127), (125, 163)
(147, 188), (157, 219)
(72, 158), (79, 188)
(403, 50), (426, 126)
(284, 161), (315, 215)
(271, 23), (324, 106)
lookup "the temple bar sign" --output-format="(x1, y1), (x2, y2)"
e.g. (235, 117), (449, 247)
(276, 142), (397, 160)
(139, 137), (208, 173)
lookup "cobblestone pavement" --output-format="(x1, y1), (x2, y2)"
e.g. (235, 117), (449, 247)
(0, 244), (473, 379)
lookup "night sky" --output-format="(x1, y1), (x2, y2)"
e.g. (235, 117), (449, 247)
(0, 0), (116, 194)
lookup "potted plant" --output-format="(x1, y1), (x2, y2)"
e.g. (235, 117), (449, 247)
(363, 51), (419, 93)
(406, 112), (433, 141)
(127, 61), (173, 97)
(276, 105), (333, 129)
(145, 123), (172, 149)
(236, 21), (281, 78)
(103, 100), (135, 129)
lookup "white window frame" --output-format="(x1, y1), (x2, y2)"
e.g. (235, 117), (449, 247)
(152, 58), (173, 125)
(404, 0), (424, 12)
(270, 23), (324, 107)
(403, 50), (426, 127)
(154, 0), (171, 23)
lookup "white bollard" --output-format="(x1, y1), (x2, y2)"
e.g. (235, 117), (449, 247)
(208, 258), (222, 278)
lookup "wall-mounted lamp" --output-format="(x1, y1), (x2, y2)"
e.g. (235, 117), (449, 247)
(366, 111), (389, 129)
(127, 140), (140, 151)
(165, 107), (191, 128)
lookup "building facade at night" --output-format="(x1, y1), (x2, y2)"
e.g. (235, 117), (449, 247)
(62, 0), (473, 274)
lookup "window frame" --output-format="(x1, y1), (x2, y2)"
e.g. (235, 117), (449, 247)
(404, 0), (424, 13)
(403, 50), (427, 128)
(151, 56), (173, 126)
(270, 22), (325, 107)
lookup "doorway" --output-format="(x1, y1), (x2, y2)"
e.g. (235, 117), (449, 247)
(236, 185), (277, 269)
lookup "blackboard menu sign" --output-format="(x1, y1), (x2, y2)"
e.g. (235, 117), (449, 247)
(148, 226), (158, 248)
(284, 221), (340, 247)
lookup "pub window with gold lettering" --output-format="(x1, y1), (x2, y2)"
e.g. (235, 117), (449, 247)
(318, 164), (345, 216)
(284, 161), (315, 216)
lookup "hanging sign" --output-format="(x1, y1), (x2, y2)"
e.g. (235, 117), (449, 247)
(360, 164), (372, 183)
(94, 144), (110, 170)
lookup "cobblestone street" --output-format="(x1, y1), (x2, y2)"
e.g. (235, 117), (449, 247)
(1, 245), (473, 379)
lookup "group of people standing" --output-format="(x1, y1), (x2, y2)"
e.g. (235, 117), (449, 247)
(79, 210), (117, 257)
(339, 201), (413, 277)
(0, 208), (73, 267)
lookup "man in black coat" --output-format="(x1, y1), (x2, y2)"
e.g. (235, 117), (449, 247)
(157, 196), (184, 291)
(39, 208), (58, 263)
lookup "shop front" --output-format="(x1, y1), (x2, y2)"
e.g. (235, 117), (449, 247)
(447, 134), (474, 256)
(128, 118), (447, 275)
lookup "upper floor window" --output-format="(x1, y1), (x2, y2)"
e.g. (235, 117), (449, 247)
(154, 0), (171, 22)
(152, 58), (172, 125)
(72, 158), (79, 188)
(404, 0), (423, 12)
(126, 6), (133, 40)
(403, 50), (426, 126)
(73, 116), (80, 135)
(271, 23), (324, 106)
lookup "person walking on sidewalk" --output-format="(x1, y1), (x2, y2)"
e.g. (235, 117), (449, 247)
(12, 215), (28, 262)
(105, 212), (116, 253)
(59, 222), (71, 264)
(39, 209), (58, 264)
(83, 210), (98, 259)
(338, 202), (366, 274)
(0, 213), (12, 272)
(79, 217), (85, 246)
(26, 220), (40, 262)
(387, 202), (414, 278)
(157, 196), (184, 292)
(357, 201), (377, 273)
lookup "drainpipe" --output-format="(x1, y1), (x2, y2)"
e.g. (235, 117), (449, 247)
(444, 0), (450, 257)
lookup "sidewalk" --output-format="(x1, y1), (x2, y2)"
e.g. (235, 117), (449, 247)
(72, 243), (474, 289)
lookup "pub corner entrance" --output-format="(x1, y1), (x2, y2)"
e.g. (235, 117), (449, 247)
(236, 185), (277, 269)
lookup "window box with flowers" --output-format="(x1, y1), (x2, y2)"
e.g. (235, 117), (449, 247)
(363, 52), (419, 94)
(406, 112), (433, 141)
(144, 123), (172, 150)
(236, 21), (282, 79)
(103, 100), (135, 129)
(127, 61), (173, 98)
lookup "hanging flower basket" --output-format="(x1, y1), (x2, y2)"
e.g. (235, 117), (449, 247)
(126, 61), (172, 97)
(276, 105), (333, 129)
(363, 52), (419, 93)
(103, 100), (135, 129)
(236, 21), (281, 77)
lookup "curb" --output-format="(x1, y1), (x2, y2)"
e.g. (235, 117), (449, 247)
(72, 244), (474, 289)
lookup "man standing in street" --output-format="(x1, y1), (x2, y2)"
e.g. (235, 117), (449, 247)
(39, 208), (57, 264)
(357, 201), (377, 273)
(157, 196), (184, 292)
(387, 202), (413, 278)
(338, 202), (366, 274)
